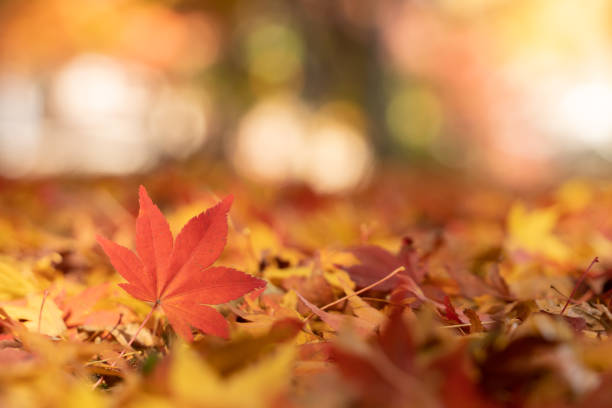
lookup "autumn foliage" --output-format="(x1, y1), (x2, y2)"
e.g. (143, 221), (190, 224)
(97, 186), (265, 341)
(2, 172), (612, 407)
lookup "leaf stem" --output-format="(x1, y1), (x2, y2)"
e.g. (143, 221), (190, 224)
(92, 304), (157, 389)
(304, 266), (404, 322)
(85, 351), (139, 366)
(442, 321), (496, 329)
(560, 257), (599, 316)
(125, 304), (157, 349)
(37, 289), (49, 334)
(99, 313), (124, 342)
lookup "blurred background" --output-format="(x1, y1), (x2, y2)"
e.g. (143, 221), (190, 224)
(1, 0), (612, 192)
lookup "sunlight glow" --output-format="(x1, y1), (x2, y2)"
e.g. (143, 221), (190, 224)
(52, 54), (148, 127)
(232, 97), (309, 184)
(554, 79), (612, 147)
(147, 87), (208, 159)
(0, 73), (42, 177)
(0, 54), (210, 177)
(231, 96), (373, 193)
(304, 119), (373, 194)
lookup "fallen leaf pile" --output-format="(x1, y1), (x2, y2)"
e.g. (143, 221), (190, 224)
(2, 170), (612, 407)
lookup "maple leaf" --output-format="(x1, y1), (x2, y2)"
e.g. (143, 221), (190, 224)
(97, 186), (266, 341)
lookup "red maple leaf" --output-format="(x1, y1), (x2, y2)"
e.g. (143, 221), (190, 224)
(97, 186), (266, 341)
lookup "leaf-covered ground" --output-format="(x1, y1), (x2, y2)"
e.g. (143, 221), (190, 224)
(2, 167), (612, 407)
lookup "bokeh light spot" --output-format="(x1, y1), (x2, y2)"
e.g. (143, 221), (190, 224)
(386, 85), (443, 150)
(244, 22), (304, 85)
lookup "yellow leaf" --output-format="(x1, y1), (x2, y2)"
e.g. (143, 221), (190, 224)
(556, 179), (593, 212)
(33, 252), (62, 277)
(323, 269), (355, 291)
(506, 202), (569, 262)
(264, 265), (311, 283)
(125, 395), (174, 408)
(170, 343), (295, 408)
(63, 382), (108, 408)
(2, 294), (67, 337)
(0, 257), (40, 300)
(318, 249), (359, 271)
(337, 273), (386, 328)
